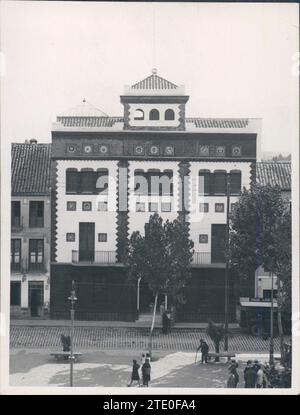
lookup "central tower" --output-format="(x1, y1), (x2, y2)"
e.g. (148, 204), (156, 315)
(120, 69), (189, 131)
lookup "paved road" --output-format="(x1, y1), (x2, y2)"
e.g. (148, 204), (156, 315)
(10, 326), (285, 352)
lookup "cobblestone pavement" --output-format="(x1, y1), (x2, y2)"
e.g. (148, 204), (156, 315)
(10, 326), (285, 352)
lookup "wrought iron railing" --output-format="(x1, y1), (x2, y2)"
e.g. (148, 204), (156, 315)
(192, 252), (211, 265)
(72, 250), (117, 264)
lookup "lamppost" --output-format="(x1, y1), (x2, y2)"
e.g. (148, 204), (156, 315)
(68, 280), (77, 387)
(269, 271), (274, 365)
(224, 173), (231, 352)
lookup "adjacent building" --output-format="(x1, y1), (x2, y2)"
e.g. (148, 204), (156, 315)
(50, 70), (261, 321)
(11, 140), (51, 318)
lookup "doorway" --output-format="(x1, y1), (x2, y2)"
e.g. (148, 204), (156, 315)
(79, 222), (95, 262)
(28, 281), (44, 317)
(211, 224), (226, 263)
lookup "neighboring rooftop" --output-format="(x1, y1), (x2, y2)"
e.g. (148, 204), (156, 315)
(256, 161), (291, 190)
(11, 141), (52, 195)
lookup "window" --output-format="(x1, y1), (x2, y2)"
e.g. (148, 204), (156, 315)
(215, 203), (225, 213)
(133, 109), (144, 120)
(95, 169), (109, 194)
(199, 170), (211, 195)
(149, 203), (158, 212)
(10, 282), (21, 306)
(199, 203), (209, 213)
(66, 169), (79, 193)
(67, 201), (76, 211)
(165, 109), (175, 120)
(11, 201), (21, 227)
(230, 171), (242, 195)
(81, 170), (95, 194)
(29, 239), (44, 271)
(66, 233), (75, 242)
(149, 109), (159, 120)
(98, 233), (107, 242)
(97, 201), (108, 211)
(136, 202), (145, 212)
(11, 239), (21, 271)
(213, 171), (227, 194)
(134, 170), (148, 195)
(29, 201), (44, 227)
(161, 202), (172, 212)
(199, 234), (208, 243)
(82, 201), (92, 211)
(148, 171), (173, 196)
(263, 289), (278, 300)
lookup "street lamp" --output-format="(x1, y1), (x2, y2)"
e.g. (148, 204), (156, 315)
(224, 173), (231, 352)
(68, 280), (77, 387)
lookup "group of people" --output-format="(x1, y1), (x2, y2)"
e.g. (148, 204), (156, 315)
(128, 353), (152, 387)
(228, 359), (284, 388)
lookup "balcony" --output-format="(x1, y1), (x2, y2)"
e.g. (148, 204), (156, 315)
(72, 250), (117, 265)
(192, 252), (225, 268)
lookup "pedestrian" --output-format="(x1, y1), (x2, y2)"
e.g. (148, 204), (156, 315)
(256, 364), (264, 388)
(142, 358), (151, 387)
(166, 309), (172, 334)
(140, 353), (146, 366)
(228, 360), (239, 387)
(244, 360), (257, 388)
(197, 339), (209, 364)
(227, 367), (237, 388)
(146, 352), (151, 362)
(127, 360), (141, 387)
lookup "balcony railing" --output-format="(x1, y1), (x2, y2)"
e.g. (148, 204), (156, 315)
(72, 250), (117, 265)
(192, 252), (211, 265)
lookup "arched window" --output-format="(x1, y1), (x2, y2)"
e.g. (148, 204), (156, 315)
(229, 170), (241, 195)
(133, 109), (144, 120)
(165, 109), (175, 120)
(213, 170), (227, 195)
(149, 109), (160, 120)
(199, 170), (211, 195)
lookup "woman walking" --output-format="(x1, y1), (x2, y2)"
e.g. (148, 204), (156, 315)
(142, 358), (151, 387)
(127, 360), (141, 387)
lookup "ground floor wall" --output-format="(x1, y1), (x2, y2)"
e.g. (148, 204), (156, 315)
(50, 264), (240, 322)
(10, 273), (50, 319)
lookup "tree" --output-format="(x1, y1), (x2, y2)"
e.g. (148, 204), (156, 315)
(125, 213), (194, 355)
(230, 184), (291, 363)
(206, 320), (225, 362)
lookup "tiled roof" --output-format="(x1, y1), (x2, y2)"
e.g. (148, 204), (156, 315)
(56, 116), (123, 128)
(256, 162), (291, 190)
(131, 70), (178, 90)
(186, 118), (249, 129)
(11, 143), (52, 195)
(58, 100), (108, 117)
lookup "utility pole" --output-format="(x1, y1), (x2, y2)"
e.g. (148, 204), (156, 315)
(269, 272), (274, 365)
(224, 173), (230, 352)
(68, 280), (77, 387)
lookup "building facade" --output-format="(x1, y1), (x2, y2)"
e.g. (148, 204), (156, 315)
(11, 141), (51, 318)
(50, 70), (261, 321)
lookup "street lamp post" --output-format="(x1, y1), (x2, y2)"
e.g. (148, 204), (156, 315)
(224, 173), (230, 352)
(68, 280), (77, 387)
(269, 271), (274, 365)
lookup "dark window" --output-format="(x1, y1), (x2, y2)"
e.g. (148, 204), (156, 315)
(67, 201), (76, 211)
(215, 203), (225, 213)
(213, 172), (227, 194)
(134, 109), (144, 120)
(148, 171), (173, 196)
(263, 289), (278, 300)
(199, 171), (211, 195)
(98, 233), (107, 242)
(29, 239), (44, 271)
(149, 109), (159, 120)
(230, 171), (242, 195)
(66, 233), (75, 242)
(199, 203), (209, 212)
(165, 109), (175, 120)
(11, 239), (21, 271)
(11, 201), (21, 227)
(29, 201), (44, 227)
(10, 282), (21, 306)
(199, 234), (208, 243)
(66, 169), (79, 193)
(81, 170), (95, 194)
(82, 201), (92, 211)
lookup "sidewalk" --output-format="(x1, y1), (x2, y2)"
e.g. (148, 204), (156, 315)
(10, 319), (240, 330)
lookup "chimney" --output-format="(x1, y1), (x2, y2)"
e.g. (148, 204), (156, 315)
(30, 138), (38, 144)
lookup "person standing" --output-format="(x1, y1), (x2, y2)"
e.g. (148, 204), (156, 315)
(142, 358), (151, 387)
(127, 360), (141, 387)
(166, 310), (172, 334)
(162, 311), (168, 335)
(244, 361), (257, 388)
(256, 365), (264, 388)
(197, 339), (209, 364)
(228, 361), (239, 387)
(227, 367), (238, 388)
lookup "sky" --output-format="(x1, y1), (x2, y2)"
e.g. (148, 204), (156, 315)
(1, 1), (299, 153)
